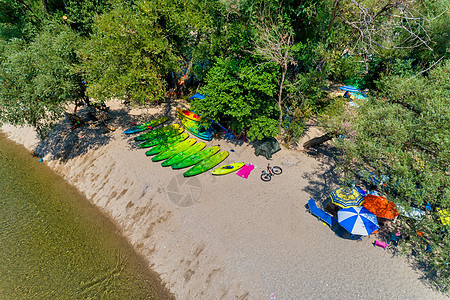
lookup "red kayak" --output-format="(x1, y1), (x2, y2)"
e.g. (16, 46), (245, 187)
(176, 108), (202, 122)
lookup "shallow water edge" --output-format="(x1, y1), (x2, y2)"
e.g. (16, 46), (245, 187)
(0, 130), (174, 299)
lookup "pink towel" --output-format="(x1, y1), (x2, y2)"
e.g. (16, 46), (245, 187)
(236, 164), (254, 179)
(374, 240), (387, 249)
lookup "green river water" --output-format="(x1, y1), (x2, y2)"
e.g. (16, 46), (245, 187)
(0, 132), (173, 299)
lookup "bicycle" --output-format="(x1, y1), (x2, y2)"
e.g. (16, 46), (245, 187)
(260, 163), (282, 182)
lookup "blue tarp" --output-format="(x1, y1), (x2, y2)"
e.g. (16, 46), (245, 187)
(339, 85), (360, 92)
(308, 198), (338, 227)
(190, 93), (205, 100)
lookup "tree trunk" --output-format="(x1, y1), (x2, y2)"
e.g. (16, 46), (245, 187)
(177, 58), (193, 97)
(303, 132), (336, 149)
(40, 0), (48, 13)
(278, 67), (287, 134)
(327, 0), (341, 32)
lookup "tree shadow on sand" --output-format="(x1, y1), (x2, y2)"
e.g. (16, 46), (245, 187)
(302, 143), (340, 204)
(300, 143), (367, 240)
(33, 102), (176, 161)
(34, 108), (113, 161)
(114, 100), (178, 152)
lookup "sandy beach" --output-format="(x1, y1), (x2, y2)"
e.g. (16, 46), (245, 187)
(2, 99), (447, 300)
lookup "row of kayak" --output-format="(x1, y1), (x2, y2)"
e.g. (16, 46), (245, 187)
(124, 115), (244, 177)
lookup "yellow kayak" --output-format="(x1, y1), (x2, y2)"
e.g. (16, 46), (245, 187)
(212, 162), (245, 175)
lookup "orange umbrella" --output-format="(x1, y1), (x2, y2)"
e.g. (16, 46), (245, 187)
(362, 195), (399, 219)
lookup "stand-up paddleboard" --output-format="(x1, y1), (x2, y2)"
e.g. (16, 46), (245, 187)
(212, 162), (245, 175)
(124, 116), (168, 134)
(183, 151), (229, 177)
(137, 128), (184, 148)
(151, 138), (196, 162)
(177, 113), (213, 141)
(161, 142), (206, 167)
(171, 146), (220, 169)
(145, 133), (189, 156)
(134, 124), (180, 141)
(176, 108), (202, 122)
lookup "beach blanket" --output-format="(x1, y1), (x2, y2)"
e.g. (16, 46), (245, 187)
(236, 164), (255, 179)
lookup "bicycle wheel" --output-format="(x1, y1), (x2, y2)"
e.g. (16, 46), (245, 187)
(261, 172), (271, 182)
(272, 166), (282, 175)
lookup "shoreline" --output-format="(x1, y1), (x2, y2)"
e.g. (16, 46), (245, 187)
(2, 99), (447, 299)
(0, 131), (174, 299)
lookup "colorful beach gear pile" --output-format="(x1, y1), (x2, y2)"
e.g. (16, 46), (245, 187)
(124, 110), (244, 177)
(308, 187), (405, 243)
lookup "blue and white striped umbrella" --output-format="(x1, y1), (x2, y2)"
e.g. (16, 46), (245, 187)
(338, 206), (379, 236)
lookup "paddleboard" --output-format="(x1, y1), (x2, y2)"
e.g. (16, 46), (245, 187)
(177, 113), (213, 141)
(171, 146), (220, 169)
(183, 151), (229, 177)
(124, 116), (168, 134)
(137, 128), (184, 148)
(151, 138), (197, 162)
(176, 108), (202, 122)
(212, 162), (245, 175)
(161, 142), (206, 167)
(145, 133), (189, 156)
(134, 124), (180, 141)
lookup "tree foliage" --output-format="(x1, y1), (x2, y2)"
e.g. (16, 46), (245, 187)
(191, 58), (279, 141)
(0, 21), (81, 138)
(61, 0), (111, 36)
(322, 60), (449, 291)
(0, 0), (42, 40)
(80, 0), (180, 104)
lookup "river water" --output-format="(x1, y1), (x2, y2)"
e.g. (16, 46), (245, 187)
(0, 132), (173, 299)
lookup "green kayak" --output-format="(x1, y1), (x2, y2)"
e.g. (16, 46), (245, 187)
(161, 142), (206, 167)
(134, 124), (181, 141)
(151, 138), (197, 162)
(124, 116), (168, 134)
(137, 128), (184, 148)
(183, 151), (229, 177)
(171, 146), (220, 169)
(144, 133), (189, 156)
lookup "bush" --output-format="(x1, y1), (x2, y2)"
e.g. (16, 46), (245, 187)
(192, 58), (279, 141)
(322, 60), (449, 291)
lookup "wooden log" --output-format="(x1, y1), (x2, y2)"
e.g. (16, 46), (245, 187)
(303, 132), (335, 149)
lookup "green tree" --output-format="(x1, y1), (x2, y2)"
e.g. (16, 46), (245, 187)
(0, 21), (81, 138)
(251, 7), (296, 134)
(191, 58), (279, 141)
(81, 0), (180, 104)
(0, 0), (43, 40)
(0, 1), (112, 40)
(60, 0), (112, 36)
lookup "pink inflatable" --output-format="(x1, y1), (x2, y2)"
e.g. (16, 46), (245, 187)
(374, 240), (387, 249)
